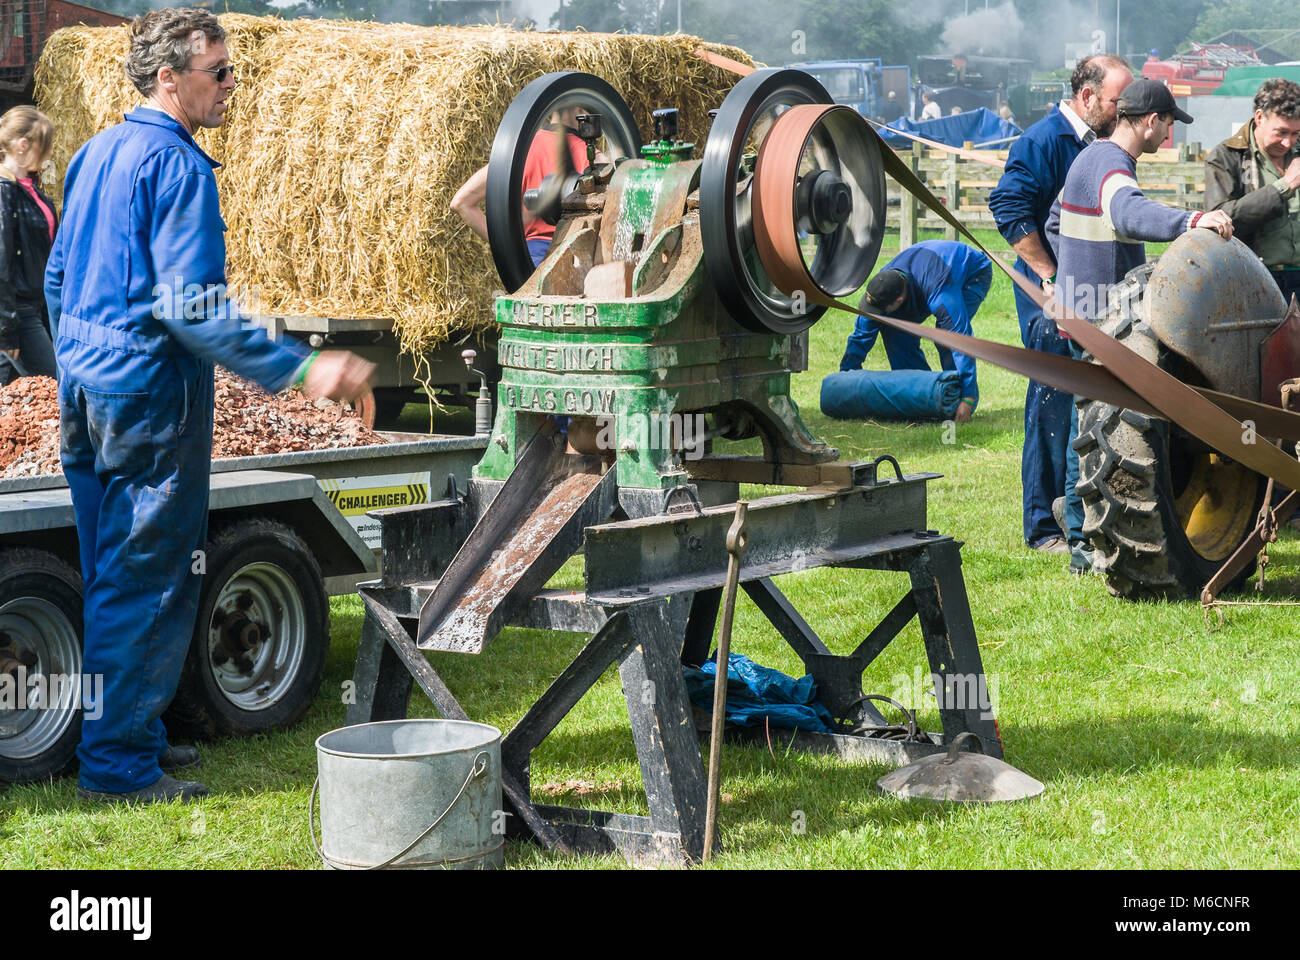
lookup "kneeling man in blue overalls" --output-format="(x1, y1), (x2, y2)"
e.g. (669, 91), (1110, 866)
(840, 239), (992, 424)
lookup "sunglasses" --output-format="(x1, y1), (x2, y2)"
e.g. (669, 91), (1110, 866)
(190, 65), (236, 83)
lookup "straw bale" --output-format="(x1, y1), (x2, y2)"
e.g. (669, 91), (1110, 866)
(35, 17), (752, 357)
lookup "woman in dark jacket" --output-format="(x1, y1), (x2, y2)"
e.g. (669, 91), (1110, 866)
(0, 105), (58, 384)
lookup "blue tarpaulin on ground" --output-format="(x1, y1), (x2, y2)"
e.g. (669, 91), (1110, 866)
(683, 654), (835, 733)
(821, 369), (963, 421)
(878, 107), (1020, 149)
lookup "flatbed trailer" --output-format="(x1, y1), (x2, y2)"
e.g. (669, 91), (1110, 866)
(0, 431), (487, 783)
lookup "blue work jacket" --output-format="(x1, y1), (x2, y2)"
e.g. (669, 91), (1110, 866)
(841, 240), (990, 406)
(987, 104), (1088, 281)
(45, 107), (306, 391)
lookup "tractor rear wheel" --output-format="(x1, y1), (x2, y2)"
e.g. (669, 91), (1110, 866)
(1074, 266), (1265, 599)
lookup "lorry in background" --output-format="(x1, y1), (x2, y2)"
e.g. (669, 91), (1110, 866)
(788, 59), (912, 123)
(1140, 42), (1261, 97)
(1011, 79), (1068, 128)
(915, 54), (1034, 119)
(1, 0), (125, 109)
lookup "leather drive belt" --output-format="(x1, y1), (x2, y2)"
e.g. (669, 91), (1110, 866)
(751, 104), (1300, 493)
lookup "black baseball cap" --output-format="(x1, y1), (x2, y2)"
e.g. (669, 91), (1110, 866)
(1117, 78), (1193, 123)
(864, 270), (907, 309)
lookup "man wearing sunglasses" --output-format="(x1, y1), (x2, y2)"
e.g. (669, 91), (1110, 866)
(45, 7), (374, 805)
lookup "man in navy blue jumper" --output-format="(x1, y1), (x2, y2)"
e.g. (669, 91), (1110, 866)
(988, 54), (1132, 554)
(841, 239), (991, 423)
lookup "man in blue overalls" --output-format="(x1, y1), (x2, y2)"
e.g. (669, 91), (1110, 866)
(46, 9), (374, 804)
(840, 239), (992, 424)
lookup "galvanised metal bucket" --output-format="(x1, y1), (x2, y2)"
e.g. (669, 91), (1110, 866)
(311, 719), (503, 870)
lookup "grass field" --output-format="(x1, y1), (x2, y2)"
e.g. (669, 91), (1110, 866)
(3, 229), (1298, 870)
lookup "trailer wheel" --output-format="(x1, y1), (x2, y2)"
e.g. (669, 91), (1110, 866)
(0, 549), (84, 784)
(167, 519), (328, 738)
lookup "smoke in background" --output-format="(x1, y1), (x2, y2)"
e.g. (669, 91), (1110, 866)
(939, 1), (1120, 66)
(101, 0), (1215, 64)
(672, 0), (1129, 69)
(941, 2), (1025, 58)
(514, 0), (561, 27)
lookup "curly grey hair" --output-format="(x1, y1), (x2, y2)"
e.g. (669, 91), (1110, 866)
(1254, 77), (1300, 121)
(124, 8), (226, 97)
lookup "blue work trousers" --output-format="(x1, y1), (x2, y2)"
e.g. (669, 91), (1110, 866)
(1015, 267), (1073, 546)
(1065, 341), (1085, 545)
(59, 346), (214, 793)
(527, 237), (550, 267)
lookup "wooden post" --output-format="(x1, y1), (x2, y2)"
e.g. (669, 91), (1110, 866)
(899, 141), (921, 249)
(945, 151), (962, 242)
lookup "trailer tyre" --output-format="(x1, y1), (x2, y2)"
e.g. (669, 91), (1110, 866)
(1075, 267), (1263, 600)
(167, 519), (328, 738)
(0, 549), (84, 784)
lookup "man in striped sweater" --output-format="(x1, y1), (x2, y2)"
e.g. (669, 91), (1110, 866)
(1046, 78), (1234, 574)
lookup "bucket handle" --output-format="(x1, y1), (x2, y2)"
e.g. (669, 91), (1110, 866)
(309, 749), (492, 870)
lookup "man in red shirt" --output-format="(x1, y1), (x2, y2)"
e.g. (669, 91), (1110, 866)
(451, 106), (598, 267)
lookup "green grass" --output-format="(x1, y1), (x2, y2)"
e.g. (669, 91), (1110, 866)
(3, 228), (1297, 869)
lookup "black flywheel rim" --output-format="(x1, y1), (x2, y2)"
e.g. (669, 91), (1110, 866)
(487, 72), (643, 293)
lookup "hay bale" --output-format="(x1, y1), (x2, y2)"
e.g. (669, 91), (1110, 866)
(35, 17), (752, 357)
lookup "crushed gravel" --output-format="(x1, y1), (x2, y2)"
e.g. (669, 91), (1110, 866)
(0, 371), (386, 478)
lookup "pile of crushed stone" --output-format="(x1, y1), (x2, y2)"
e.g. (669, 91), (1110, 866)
(0, 371), (386, 478)
(210, 371), (385, 459)
(0, 376), (61, 477)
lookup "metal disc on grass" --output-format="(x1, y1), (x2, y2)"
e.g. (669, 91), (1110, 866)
(876, 732), (1044, 803)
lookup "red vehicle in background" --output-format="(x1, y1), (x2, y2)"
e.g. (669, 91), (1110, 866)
(1, 0), (125, 103)
(1141, 43), (1262, 97)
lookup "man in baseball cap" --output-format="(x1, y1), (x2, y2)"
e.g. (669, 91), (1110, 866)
(1043, 76), (1232, 576)
(1116, 76), (1194, 126)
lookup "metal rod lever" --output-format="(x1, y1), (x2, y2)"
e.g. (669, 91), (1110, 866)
(703, 500), (749, 861)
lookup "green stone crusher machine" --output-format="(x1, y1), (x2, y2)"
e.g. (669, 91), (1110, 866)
(344, 69), (1001, 866)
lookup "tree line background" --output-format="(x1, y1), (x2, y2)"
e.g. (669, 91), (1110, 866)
(94, 0), (1298, 70)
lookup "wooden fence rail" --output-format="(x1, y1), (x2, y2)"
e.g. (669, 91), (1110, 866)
(887, 140), (1209, 236)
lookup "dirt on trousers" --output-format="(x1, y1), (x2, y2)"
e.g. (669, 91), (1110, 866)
(0, 371), (386, 478)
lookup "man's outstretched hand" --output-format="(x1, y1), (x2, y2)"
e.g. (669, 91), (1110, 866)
(954, 400), (973, 424)
(1196, 209), (1234, 239)
(302, 350), (376, 405)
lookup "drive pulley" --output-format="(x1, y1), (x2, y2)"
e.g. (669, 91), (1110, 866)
(700, 69), (887, 334)
(485, 68), (889, 337)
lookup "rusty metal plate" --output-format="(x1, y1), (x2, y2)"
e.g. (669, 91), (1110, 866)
(1260, 297), (1300, 408)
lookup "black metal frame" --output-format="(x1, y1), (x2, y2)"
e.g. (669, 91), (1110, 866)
(345, 475), (998, 866)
